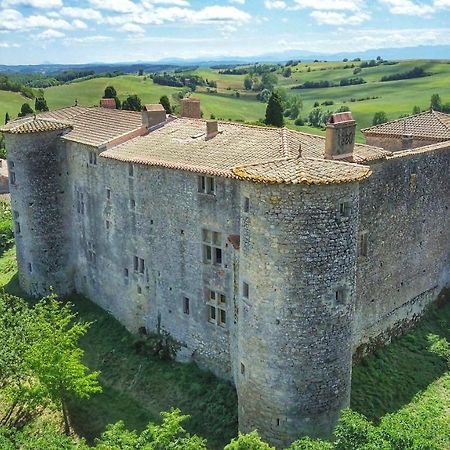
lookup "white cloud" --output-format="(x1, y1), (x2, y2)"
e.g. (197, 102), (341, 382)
(194, 5), (251, 22)
(229, 0), (245, 3)
(37, 29), (65, 39)
(380, 0), (435, 16)
(120, 22), (145, 33)
(265, 1), (287, 9)
(3, 0), (62, 8)
(88, 0), (140, 13)
(72, 19), (88, 29)
(293, 0), (364, 10)
(310, 10), (370, 24)
(0, 41), (20, 48)
(64, 35), (113, 44)
(60, 7), (103, 21)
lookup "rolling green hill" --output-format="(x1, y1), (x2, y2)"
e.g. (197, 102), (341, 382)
(1, 59), (450, 142)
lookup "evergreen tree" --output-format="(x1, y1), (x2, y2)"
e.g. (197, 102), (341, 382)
(159, 95), (172, 114)
(35, 97), (49, 112)
(412, 105), (421, 115)
(264, 92), (284, 127)
(103, 86), (117, 98)
(4, 112), (10, 124)
(17, 103), (33, 117)
(244, 76), (253, 90)
(122, 95), (142, 111)
(430, 94), (442, 111)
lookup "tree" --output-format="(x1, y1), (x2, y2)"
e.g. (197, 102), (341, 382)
(34, 97), (49, 112)
(372, 111), (388, 126)
(4, 112), (9, 124)
(138, 69), (144, 76)
(412, 106), (421, 115)
(122, 95), (142, 111)
(224, 431), (275, 450)
(104, 86), (117, 99)
(430, 94), (442, 111)
(26, 296), (101, 434)
(261, 72), (277, 91)
(17, 103), (33, 117)
(283, 67), (292, 78)
(264, 92), (284, 127)
(244, 76), (253, 90)
(308, 107), (328, 128)
(159, 95), (172, 114)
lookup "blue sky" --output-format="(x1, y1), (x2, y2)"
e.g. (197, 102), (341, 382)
(0, 0), (450, 65)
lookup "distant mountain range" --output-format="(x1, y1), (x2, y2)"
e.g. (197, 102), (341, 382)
(1, 45), (449, 73)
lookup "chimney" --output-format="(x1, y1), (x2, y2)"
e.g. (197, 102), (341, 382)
(181, 98), (201, 119)
(206, 120), (218, 140)
(401, 134), (413, 150)
(142, 104), (166, 128)
(325, 112), (356, 160)
(100, 98), (116, 109)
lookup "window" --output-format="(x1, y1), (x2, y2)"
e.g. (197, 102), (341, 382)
(240, 362), (245, 375)
(137, 286), (142, 294)
(28, 262), (32, 273)
(183, 297), (190, 315)
(202, 229), (223, 265)
(243, 197), (250, 212)
(130, 198), (136, 209)
(87, 242), (96, 264)
(198, 175), (216, 195)
(358, 232), (368, 257)
(242, 282), (249, 300)
(134, 256), (145, 274)
(76, 190), (85, 215)
(106, 220), (111, 230)
(89, 151), (97, 165)
(10, 171), (16, 185)
(13, 210), (19, 219)
(335, 288), (348, 305)
(124, 268), (129, 277)
(129, 163), (134, 177)
(207, 289), (226, 327)
(106, 189), (111, 200)
(338, 201), (351, 218)
(14, 221), (20, 234)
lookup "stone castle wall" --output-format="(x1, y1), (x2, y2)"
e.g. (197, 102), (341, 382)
(365, 134), (444, 152)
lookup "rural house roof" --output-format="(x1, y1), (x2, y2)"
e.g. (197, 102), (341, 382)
(361, 110), (450, 140)
(1, 117), (72, 134)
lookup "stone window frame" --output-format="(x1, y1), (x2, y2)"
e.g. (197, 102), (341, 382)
(243, 196), (250, 213)
(134, 256), (145, 274)
(128, 163), (134, 177)
(198, 175), (216, 195)
(202, 229), (223, 266)
(105, 219), (111, 230)
(358, 231), (368, 257)
(206, 288), (226, 327)
(334, 286), (349, 305)
(337, 200), (352, 219)
(130, 198), (136, 210)
(242, 281), (249, 300)
(87, 241), (96, 264)
(183, 296), (190, 315)
(240, 362), (246, 376)
(76, 189), (85, 215)
(14, 220), (21, 235)
(88, 151), (97, 166)
(28, 262), (32, 273)
(8, 161), (16, 186)
(106, 188), (111, 200)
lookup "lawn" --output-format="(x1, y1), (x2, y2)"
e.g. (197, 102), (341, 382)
(0, 241), (448, 448)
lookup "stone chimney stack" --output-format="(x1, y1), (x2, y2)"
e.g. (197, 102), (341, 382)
(181, 98), (201, 119)
(325, 112), (356, 160)
(206, 120), (218, 140)
(142, 104), (166, 129)
(401, 134), (413, 150)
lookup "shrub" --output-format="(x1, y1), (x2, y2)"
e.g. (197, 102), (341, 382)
(0, 202), (14, 251)
(224, 431), (275, 450)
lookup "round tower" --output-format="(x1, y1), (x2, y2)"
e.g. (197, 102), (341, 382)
(3, 119), (74, 297)
(236, 180), (360, 448)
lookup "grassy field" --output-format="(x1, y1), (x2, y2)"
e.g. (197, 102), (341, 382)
(0, 242), (448, 448)
(1, 59), (450, 142)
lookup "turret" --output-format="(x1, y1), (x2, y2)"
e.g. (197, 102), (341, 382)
(1, 117), (74, 297)
(236, 180), (360, 447)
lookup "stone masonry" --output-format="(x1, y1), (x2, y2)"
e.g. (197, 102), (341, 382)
(2, 106), (450, 448)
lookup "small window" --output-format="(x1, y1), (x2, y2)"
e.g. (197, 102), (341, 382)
(243, 197), (250, 212)
(13, 210), (19, 219)
(10, 171), (16, 185)
(28, 262), (32, 273)
(206, 289), (226, 327)
(183, 297), (190, 315)
(139, 258), (145, 274)
(106, 189), (111, 200)
(198, 175), (216, 195)
(89, 151), (97, 165)
(130, 199), (136, 209)
(338, 201), (351, 218)
(15, 221), (20, 234)
(129, 163), (134, 177)
(335, 288), (348, 305)
(208, 305), (216, 323)
(9, 161), (14, 169)
(358, 232), (368, 257)
(124, 268), (129, 277)
(106, 220), (111, 230)
(134, 256), (139, 272)
(240, 362), (245, 375)
(137, 286), (142, 294)
(243, 282), (249, 299)
(219, 309), (226, 326)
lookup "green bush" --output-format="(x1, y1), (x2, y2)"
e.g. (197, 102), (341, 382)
(0, 202), (14, 251)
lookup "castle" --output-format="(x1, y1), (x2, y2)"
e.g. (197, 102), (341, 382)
(2, 100), (449, 448)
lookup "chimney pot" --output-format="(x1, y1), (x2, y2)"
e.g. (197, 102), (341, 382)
(181, 98), (201, 119)
(142, 104), (166, 129)
(206, 120), (218, 140)
(325, 112), (356, 160)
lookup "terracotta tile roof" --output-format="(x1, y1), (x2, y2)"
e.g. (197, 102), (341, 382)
(361, 110), (450, 140)
(232, 157), (371, 185)
(101, 118), (384, 185)
(39, 106), (143, 147)
(0, 117), (72, 134)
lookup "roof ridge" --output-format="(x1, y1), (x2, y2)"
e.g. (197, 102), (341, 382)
(432, 110), (450, 129)
(361, 109), (434, 132)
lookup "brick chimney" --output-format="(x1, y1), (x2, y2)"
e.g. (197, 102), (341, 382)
(142, 104), (166, 128)
(325, 112), (356, 160)
(206, 120), (218, 140)
(181, 98), (201, 119)
(100, 98), (116, 109)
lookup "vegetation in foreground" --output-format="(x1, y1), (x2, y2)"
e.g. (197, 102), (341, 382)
(0, 200), (448, 448)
